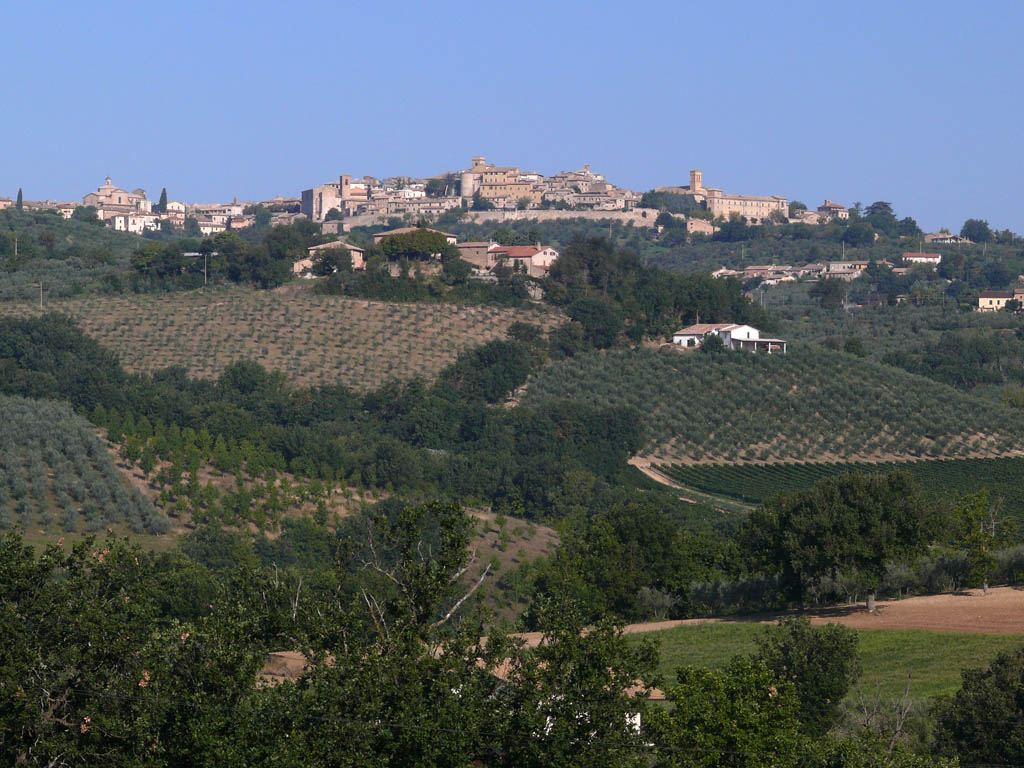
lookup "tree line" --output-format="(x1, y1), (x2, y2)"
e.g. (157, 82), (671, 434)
(3, 504), (1009, 767)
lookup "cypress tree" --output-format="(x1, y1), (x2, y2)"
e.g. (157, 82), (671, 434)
(15, 188), (22, 210)
(157, 187), (167, 213)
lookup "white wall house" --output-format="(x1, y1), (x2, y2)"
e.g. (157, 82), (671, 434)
(671, 323), (787, 354)
(902, 252), (942, 266)
(111, 212), (162, 234)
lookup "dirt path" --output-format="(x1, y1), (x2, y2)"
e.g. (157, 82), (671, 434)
(800, 587), (1024, 635)
(514, 588), (1024, 646)
(627, 457), (699, 503)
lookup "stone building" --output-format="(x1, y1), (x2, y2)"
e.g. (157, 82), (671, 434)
(656, 169), (787, 225)
(817, 200), (849, 221)
(83, 177), (151, 220)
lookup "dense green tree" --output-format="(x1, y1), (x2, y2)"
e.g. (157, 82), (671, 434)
(960, 218), (992, 243)
(843, 336), (866, 357)
(898, 216), (922, 238)
(15, 187), (23, 210)
(933, 647), (1024, 765)
(809, 277), (848, 310)
(639, 190), (699, 214)
(378, 228), (450, 261)
(714, 213), (757, 242)
(864, 202), (894, 218)
(0, 533), (270, 766)
(842, 222), (875, 247)
(471, 190), (495, 211)
(439, 338), (535, 403)
(498, 600), (656, 768)
(753, 618), (861, 736)
(425, 176), (458, 197)
(948, 489), (1014, 588)
(700, 333), (726, 354)
(567, 296), (623, 349)
(157, 187), (168, 213)
(311, 245), (351, 276)
(743, 472), (941, 603)
(649, 658), (804, 768)
(71, 205), (101, 225)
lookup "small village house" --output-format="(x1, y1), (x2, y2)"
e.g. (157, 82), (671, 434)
(671, 323), (787, 354)
(825, 260), (869, 281)
(711, 267), (743, 279)
(293, 240), (367, 276)
(902, 251), (942, 266)
(487, 244), (560, 278)
(455, 241), (498, 270)
(978, 290), (1014, 312)
(925, 231), (972, 245)
(457, 241), (560, 278)
(816, 200), (849, 221)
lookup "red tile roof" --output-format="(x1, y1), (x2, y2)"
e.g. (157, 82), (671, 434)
(490, 245), (541, 258)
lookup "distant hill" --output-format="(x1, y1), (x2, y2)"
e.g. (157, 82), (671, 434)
(0, 394), (167, 534)
(0, 284), (563, 390)
(0, 208), (142, 300)
(521, 346), (1024, 464)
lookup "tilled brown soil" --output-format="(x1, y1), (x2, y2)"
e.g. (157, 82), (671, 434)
(514, 588), (1024, 646)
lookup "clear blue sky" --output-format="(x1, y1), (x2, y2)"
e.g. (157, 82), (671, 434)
(3, 1), (1022, 232)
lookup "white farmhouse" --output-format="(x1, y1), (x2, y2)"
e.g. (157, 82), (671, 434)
(671, 323), (787, 354)
(902, 251), (942, 266)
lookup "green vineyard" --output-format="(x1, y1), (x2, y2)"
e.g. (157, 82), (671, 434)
(656, 458), (1024, 520)
(522, 346), (1024, 463)
(0, 395), (168, 534)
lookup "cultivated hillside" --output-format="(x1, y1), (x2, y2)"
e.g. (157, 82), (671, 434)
(521, 346), (1024, 464)
(0, 208), (142, 300)
(0, 395), (167, 534)
(0, 284), (563, 390)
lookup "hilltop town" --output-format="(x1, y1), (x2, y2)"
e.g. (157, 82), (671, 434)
(2, 155), (1020, 321)
(0, 157), (846, 235)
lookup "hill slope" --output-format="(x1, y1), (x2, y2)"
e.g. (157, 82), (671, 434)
(0, 395), (167, 534)
(521, 346), (1024, 464)
(0, 208), (142, 300)
(0, 284), (563, 390)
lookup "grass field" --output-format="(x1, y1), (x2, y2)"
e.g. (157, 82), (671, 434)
(656, 458), (1024, 520)
(635, 621), (1023, 702)
(0, 283), (563, 390)
(522, 346), (1024, 464)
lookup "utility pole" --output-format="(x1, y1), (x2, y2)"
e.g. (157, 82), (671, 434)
(38, 281), (42, 311)
(14, 235), (18, 258)
(204, 253), (208, 286)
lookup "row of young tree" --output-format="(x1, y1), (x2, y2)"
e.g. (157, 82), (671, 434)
(0, 313), (647, 522)
(4, 309), (1018, 593)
